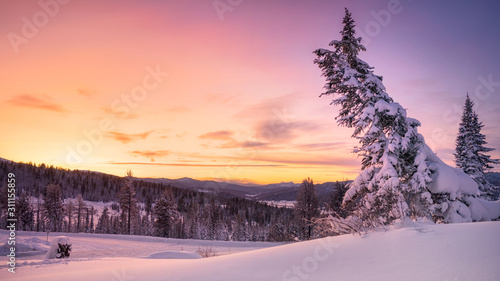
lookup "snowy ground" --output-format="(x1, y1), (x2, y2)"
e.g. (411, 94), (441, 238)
(261, 200), (295, 208)
(1, 221), (499, 281)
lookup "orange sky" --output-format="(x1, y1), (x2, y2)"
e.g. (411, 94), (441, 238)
(1, 0), (499, 184)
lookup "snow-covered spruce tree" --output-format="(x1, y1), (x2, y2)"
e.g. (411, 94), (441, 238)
(118, 170), (138, 235)
(96, 207), (111, 234)
(65, 199), (74, 232)
(75, 194), (86, 232)
(44, 184), (64, 232)
(454, 93), (500, 199)
(17, 191), (35, 231)
(153, 188), (179, 237)
(313, 8), (433, 226)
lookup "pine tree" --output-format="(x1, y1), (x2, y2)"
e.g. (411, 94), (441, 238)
(17, 191), (34, 231)
(89, 206), (96, 233)
(314, 8), (432, 226)
(153, 188), (179, 237)
(75, 194), (86, 232)
(96, 207), (110, 234)
(294, 178), (320, 240)
(328, 181), (349, 218)
(36, 195), (44, 232)
(44, 184), (64, 232)
(454, 93), (499, 199)
(0, 185), (8, 228)
(65, 199), (74, 232)
(118, 170), (137, 235)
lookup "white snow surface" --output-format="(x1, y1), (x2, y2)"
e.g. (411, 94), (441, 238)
(1, 222), (499, 280)
(143, 251), (201, 259)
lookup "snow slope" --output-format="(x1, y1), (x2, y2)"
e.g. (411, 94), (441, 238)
(2, 222), (499, 281)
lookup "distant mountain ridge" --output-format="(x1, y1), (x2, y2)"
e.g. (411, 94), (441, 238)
(140, 177), (349, 203)
(2, 157), (497, 202)
(0, 157), (349, 202)
(485, 172), (500, 187)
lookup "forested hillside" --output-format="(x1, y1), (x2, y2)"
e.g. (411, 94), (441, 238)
(0, 159), (299, 241)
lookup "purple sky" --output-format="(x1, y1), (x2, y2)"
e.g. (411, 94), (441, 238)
(1, 0), (499, 183)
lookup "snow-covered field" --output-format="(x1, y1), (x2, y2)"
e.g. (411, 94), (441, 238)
(261, 200), (295, 208)
(1, 221), (499, 281)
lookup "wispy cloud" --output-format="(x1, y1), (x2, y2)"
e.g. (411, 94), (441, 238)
(77, 88), (96, 98)
(176, 151), (358, 168)
(199, 130), (234, 140)
(130, 150), (170, 161)
(252, 120), (326, 144)
(199, 130), (272, 149)
(7, 94), (68, 113)
(102, 106), (139, 119)
(295, 142), (349, 151)
(233, 95), (330, 145)
(106, 130), (155, 143)
(107, 161), (283, 167)
(220, 140), (269, 149)
(252, 154), (358, 167)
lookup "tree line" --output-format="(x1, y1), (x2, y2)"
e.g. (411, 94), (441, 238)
(0, 162), (308, 242)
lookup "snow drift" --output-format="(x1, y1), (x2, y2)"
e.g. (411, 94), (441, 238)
(426, 145), (478, 196)
(424, 144), (500, 223)
(143, 251), (201, 259)
(3, 222), (499, 281)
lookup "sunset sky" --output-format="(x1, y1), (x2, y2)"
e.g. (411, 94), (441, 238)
(1, 0), (499, 184)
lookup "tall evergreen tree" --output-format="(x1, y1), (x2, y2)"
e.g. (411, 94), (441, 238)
(153, 188), (179, 237)
(0, 185), (8, 228)
(36, 195), (44, 232)
(89, 206), (96, 233)
(96, 207), (110, 234)
(44, 184), (64, 232)
(314, 8), (432, 225)
(75, 194), (86, 232)
(17, 191), (34, 231)
(119, 170), (137, 235)
(328, 181), (350, 219)
(454, 93), (499, 199)
(65, 199), (74, 232)
(294, 178), (320, 240)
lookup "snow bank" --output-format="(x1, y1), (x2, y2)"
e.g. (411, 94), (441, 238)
(421, 144), (500, 223)
(425, 144), (478, 197)
(465, 197), (500, 221)
(1, 237), (49, 258)
(143, 251), (201, 259)
(4, 222), (500, 281)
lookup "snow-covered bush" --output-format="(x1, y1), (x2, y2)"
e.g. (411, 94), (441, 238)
(45, 236), (72, 259)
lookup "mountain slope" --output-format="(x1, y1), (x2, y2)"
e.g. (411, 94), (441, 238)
(1, 159), (345, 202)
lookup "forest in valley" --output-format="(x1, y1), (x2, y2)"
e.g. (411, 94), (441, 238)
(0, 159), (349, 242)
